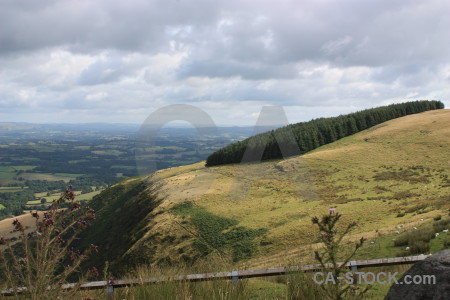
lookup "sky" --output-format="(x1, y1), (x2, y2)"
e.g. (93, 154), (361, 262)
(0, 0), (449, 126)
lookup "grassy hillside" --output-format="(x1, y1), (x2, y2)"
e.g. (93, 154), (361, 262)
(206, 100), (444, 166)
(52, 110), (449, 275)
(143, 110), (449, 266)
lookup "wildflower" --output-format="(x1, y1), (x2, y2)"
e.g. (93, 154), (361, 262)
(71, 201), (81, 210)
(91, 266), (99, 277)
(77, 220), (87, 228)
(44, 217), (54, 226)
(54, 229), (62, 235)
(68, 248), (77, 261)
(90, 244), (99, 253)
(56, 237), (65, 244)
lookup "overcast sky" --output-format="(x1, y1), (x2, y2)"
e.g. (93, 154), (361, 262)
(0, 0), (449, 126)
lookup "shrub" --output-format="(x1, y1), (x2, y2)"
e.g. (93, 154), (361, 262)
(0, 186), (97, 299)
(393, 228), (434, 254)
(433, 218), (450, 232)
(409, 240), (430, 255)
(311, 211), (369, 300)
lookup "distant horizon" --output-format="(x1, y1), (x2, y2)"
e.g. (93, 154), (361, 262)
(2, 104), (447, 128)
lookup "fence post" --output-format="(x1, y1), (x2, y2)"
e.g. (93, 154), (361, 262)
(231, 271), (239, 286)
(349, 261), (357, 271)
(107, 284), (114, 300)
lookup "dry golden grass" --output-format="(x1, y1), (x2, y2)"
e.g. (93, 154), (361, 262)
(0, 212), (40, 247)
(132, 110), (450, 266)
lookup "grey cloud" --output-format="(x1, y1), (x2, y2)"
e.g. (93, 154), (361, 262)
(0, 0), (223, 54)
(78, 54), (126, 85)
(1, 0), (450, 124)
(178, 60), (296, 80)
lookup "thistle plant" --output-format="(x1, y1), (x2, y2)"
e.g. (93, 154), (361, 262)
(0, 186), (98, 300)
(311, 210), (370, 300)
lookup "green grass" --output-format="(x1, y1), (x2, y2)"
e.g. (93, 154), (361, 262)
(56, 110), (449, 295)
(354, 217), (450, 260)
(141, 110), (450, 267)
(20, 172), (82, 182)
(27, 190), (103, 205)
(172, 201), (267, 262)
(0, 204), (4, 210)
(91, 150), (125, 156)
(0, 186), (24, 192)
(76, 190), (102, 201)
(0, 166), (19, 180)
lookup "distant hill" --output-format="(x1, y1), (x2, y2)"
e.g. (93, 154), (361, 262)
(75, 109), (449, 275)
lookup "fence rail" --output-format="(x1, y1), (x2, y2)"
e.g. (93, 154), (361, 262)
(1, 254), (430, 297)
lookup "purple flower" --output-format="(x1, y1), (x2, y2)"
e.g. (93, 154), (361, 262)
(90, 244), (99, 253)
(91, 266), (99, 277)
(71, 201), (81, 210)
(44, 217), (54, 226)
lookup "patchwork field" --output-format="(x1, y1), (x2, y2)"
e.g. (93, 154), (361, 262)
(19, 172), (82, 182)
(26, 190), (103, 206)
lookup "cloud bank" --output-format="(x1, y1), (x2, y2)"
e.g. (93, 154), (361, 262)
(0, 0), (449, 125)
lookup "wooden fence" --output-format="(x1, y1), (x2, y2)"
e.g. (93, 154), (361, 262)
(1, 254), (430, 297)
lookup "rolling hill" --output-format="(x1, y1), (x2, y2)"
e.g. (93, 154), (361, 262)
(25, 109), (450, 275)
(2, 110), (450, 276)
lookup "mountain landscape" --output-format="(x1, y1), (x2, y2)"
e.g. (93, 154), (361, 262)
(71, 107), (449, 275)
(1, 104), (449, 299)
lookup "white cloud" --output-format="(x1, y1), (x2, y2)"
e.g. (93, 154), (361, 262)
(0, 0), (449, 125)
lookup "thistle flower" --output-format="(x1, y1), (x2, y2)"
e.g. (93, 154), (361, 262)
(44, 217), (54, 226)
(70, 201), (81, 210)
(77, 220), (87, 228)
(89, 244), (99, 253)
(91, 266), (99, 277)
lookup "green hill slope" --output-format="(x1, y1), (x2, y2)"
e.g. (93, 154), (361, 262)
(79, 109), (450, 274)
(206, 100), (444, 166)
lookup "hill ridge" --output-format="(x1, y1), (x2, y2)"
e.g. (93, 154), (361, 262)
(67, 109), (450, 273)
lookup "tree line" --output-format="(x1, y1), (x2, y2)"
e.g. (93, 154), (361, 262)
(206, 100), (444, 166)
